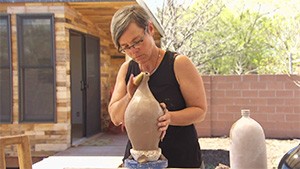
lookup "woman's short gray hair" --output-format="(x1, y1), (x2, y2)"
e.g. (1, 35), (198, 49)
(110, 4), (150, 51)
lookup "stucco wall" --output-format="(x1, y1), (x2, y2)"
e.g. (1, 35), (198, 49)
(196, 74), (300, 139)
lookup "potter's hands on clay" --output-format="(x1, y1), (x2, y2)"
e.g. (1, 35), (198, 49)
(127, 74), (139, 99)
(158, 103), (171, 141)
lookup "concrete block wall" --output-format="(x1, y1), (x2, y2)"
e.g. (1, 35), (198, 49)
(196, 74), (300, 139)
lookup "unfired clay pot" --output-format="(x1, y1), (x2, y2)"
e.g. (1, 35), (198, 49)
(124, 72), (164, 162)
(230, 109), (267, 169)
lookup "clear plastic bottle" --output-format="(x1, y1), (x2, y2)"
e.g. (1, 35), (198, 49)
(229, 109), (267, 169)
(278, 143), (300, 169)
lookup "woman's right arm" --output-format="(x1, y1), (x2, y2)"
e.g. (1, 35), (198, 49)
(108, 61), (134, 126)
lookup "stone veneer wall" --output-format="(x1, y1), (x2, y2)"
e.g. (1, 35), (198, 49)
(0, 3), (112, 159)
(196, 74), (300, 139)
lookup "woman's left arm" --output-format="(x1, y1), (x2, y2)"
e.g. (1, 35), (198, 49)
(158, 54), (207, 129)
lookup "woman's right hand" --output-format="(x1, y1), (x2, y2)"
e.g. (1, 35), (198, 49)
(127, 74), (139, 99)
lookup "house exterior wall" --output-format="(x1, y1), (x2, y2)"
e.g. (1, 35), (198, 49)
(196, 74), (300, 139)
(0, 3), (112, 162)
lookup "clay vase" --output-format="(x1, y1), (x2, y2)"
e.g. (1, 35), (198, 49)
(124, 72), (164, 162)
(229, 109), (267, 169)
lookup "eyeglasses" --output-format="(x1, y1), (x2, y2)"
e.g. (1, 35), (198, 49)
(119, 28), (147, 53)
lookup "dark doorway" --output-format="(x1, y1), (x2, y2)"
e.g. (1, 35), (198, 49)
(70, 31), (101, 144)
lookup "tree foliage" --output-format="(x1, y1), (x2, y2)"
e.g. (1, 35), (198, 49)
(155, 0), (300, 75)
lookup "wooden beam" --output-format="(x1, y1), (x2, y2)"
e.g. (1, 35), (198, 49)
(68, 2), (135, 8)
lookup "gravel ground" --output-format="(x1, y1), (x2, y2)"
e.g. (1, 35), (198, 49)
(198, 137), (300, 169)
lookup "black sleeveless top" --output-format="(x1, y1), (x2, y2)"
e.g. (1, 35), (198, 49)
(124, 51), (202, 168)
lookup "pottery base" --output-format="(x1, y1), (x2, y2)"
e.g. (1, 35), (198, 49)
(124, 155), (168, 169)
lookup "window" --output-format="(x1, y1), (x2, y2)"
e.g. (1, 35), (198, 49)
(17, 14), (56, 122)
(0, 14), (12, 123)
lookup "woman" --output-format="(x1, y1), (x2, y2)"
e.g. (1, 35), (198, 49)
(108, 4), (207, 168)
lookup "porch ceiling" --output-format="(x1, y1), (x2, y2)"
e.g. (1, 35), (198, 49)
(67, 1), (136, 35)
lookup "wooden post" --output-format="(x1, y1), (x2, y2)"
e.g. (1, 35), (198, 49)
(0, 135), (32, 169)
(0, 144), (5, 169)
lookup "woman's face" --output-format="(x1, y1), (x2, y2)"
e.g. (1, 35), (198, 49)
(118, 22), (155, 64)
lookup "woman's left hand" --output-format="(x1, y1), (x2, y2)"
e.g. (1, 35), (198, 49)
(158, 103), (171, 141)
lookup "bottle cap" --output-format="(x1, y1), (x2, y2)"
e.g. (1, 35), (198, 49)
(241, 109), (250, 117)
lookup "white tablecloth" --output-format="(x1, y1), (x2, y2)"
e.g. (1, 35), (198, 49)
(32, 156), (123, 169)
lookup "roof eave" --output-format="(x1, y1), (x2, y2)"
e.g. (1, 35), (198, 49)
(136, 0), (165, 37)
